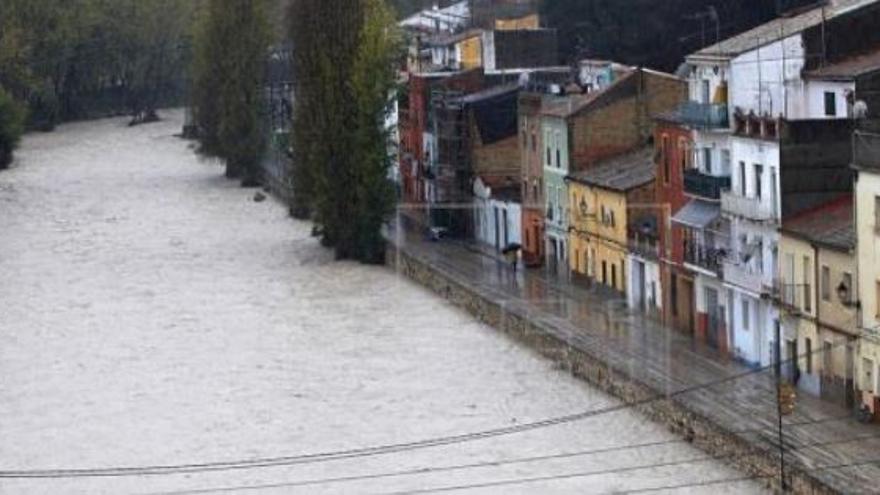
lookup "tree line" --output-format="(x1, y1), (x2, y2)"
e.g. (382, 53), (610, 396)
(0, 0), (195, 169)
(190, 0), (402, 263)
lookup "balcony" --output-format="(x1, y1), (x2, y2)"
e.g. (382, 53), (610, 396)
(771, 280), (810, 316)
(683, 241), (726, 276)
(723, 260), (769, 295)
(721, 191), (778, 223)
(733, 109), (778, 140)
(683, 169), (731, 201)
(671, 101), (729, 129)
(628, 230), (661, 260)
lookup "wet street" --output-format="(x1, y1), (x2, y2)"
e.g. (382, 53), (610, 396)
(0, 112), (766, 494)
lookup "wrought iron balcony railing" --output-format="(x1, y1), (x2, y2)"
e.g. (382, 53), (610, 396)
(683, 241), (726, 275)
(672, 101), (729, 129)
(683, 169), (731, 200)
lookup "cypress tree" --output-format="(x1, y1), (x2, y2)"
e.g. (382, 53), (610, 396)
(192, 0), (271, 183)
(0, 87), (26, 170)
(289, 0), (401, 263)
(350, 0), (402, 263)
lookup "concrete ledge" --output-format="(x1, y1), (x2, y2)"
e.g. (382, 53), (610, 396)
(386, 244), (839, 495)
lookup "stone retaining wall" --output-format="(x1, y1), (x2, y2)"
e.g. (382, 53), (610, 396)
(386, 244), (839, 495)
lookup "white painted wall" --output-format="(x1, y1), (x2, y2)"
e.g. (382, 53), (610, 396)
(729, 137), (781, 218)
(473, 179), (522, 251)
(692, 132), (732, 176)
(730, 35), (805, 119)
(805, 80), (856, 119)
(400, 1), (470, 33)
(627, 255), (663, 312)
(689, 61), (730, 104)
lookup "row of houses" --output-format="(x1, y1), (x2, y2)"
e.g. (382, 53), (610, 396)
(396, 0), (880, 419)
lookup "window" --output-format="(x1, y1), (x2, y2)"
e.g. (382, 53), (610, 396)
(823, 341), (833, 374)
(824, 91), (837, 117)
(531, 133), (537, 153)
(741, 299), (750, 331)
(864, 358), (875, 393)
(703, 148), (712, 174)
(679, 139), (689, 172)
(805, 338), (813, 374)
(875, 196), (880, 230)
(545, 131), (551, 165)
(662, 135), (671, 184)
(611, 263), (617, 288)
(555, 132), (562, 168)
(701, 79), (711, 104)
(754, 164), (763, 200)
(876, 280), (880, 318)
(574, 249), (580, 272)
(842, 272), (853, 305)
(602, 261), (608, 284)
(721, 149), (731, 174)
(803, 256), (811, 313)
(739, 161), (747, 196)
(821, 265), (831, 301)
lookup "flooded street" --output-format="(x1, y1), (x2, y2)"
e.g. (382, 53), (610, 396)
(0, 112), (766, 494)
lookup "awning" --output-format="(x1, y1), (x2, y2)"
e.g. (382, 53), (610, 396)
(672, 199), (720, 229)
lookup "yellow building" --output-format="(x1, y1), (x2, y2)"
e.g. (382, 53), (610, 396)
(495, 13), (540, 31)
(777, 197), (858, 408)
(854, 140), (880, 417)
(567, 149), (655, 294)
(457, 33), (483, 70)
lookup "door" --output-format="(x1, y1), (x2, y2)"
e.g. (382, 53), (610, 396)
(706, 288), (720, 348)
(785, 339), (798, 384)
(494, 207), (500, 250)
(502, 209), (509, 247)
(635, 261), (646, 310)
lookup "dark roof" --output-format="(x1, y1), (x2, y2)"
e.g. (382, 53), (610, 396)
(457, 84), (520, 145)
(805, 48), (880, 80)
(691, 0), (878, 60)
(567, 148), (656, 191)
(781, 195), (854, 251)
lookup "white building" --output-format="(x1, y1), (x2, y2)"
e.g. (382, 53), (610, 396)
(681, 0), (873, 367)
(473, 178), (522, 252)
(399, 1), (470, 34)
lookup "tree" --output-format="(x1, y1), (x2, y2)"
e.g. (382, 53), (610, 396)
(192, 0), (272, 183)
(350, 0), (403, 263)
(288, 0), (364, 225)
(288, 0), (402, 262)
(0, 87), (26, 170)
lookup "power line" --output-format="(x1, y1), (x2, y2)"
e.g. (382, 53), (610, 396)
(133, 414), (853, 495)
(0, 331), (865, 480)
(363, 431), (880, 495)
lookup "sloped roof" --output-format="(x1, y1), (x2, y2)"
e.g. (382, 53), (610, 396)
(691, 0), (879, 60)
(567, 148), (656, 191)
(805, 47), (880, 80)
(781, 195), (854, 251)
(541, 68), (637, 118)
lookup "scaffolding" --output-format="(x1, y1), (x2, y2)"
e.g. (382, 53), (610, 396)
(430, 87), (472, 235)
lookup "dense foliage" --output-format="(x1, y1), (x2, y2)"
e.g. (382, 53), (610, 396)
(0, 88), (26, 170)
(289, 0), (402, 263)
(0, 0), (194, 130)
(191, 0), (272, 183)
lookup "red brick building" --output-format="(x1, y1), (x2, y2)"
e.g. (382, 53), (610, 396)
(653, 119), (698, 335)
(518, 92), (545, 266)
